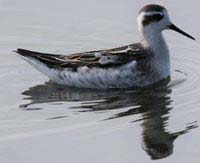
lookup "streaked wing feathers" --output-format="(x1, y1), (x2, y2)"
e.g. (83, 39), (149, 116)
(16, 43), (151, 71)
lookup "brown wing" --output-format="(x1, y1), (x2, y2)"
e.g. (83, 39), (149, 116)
(16, 43), (151, 71)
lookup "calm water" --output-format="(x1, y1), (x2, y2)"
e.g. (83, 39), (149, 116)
(0, 0), (200, 163)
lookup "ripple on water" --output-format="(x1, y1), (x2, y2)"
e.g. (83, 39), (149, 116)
(20, 68), (198, 160)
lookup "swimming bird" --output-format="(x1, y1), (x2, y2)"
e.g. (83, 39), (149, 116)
(15, 4), (195, 89)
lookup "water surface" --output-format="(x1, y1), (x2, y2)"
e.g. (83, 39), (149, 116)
(0, 0), (200, 163)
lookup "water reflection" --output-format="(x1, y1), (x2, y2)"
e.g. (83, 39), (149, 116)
(21, 81), (197, 160)
(138, 90), (196, 160)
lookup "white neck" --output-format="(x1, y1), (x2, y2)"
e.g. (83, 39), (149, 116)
(141, 26), (166, 49)
(140, 27), (171, 79)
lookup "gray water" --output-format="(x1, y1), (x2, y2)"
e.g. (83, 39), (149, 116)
(0, 0), (200, 163)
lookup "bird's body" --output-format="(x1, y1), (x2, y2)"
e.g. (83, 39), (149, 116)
(15, 4), (195, 89)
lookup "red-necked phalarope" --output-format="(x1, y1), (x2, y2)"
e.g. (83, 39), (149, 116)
(15, 4), (195, 89)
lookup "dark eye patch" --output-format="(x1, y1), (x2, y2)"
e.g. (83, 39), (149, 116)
(142, 14), (164, 26)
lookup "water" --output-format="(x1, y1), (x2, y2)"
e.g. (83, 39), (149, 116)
(0, 0), (200, 162)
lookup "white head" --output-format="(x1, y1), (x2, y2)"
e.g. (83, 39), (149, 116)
(137, 4), (195, 43)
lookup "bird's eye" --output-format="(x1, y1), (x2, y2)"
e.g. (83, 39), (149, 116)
(142, 14), (164, 26)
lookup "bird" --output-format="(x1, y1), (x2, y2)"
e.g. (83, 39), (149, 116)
(15, 4), (195, 89)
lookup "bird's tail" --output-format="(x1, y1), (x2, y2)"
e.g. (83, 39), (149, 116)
(15, 48), (66, 68)
(15, 48), (65, 82)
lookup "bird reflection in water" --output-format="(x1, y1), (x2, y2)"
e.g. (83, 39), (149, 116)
(21, 81), (197, 160)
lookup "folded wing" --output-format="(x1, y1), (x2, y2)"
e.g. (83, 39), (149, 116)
(15, 43), (150, 71)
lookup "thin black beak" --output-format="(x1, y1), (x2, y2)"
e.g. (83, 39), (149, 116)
(168, 24), (195, 40)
